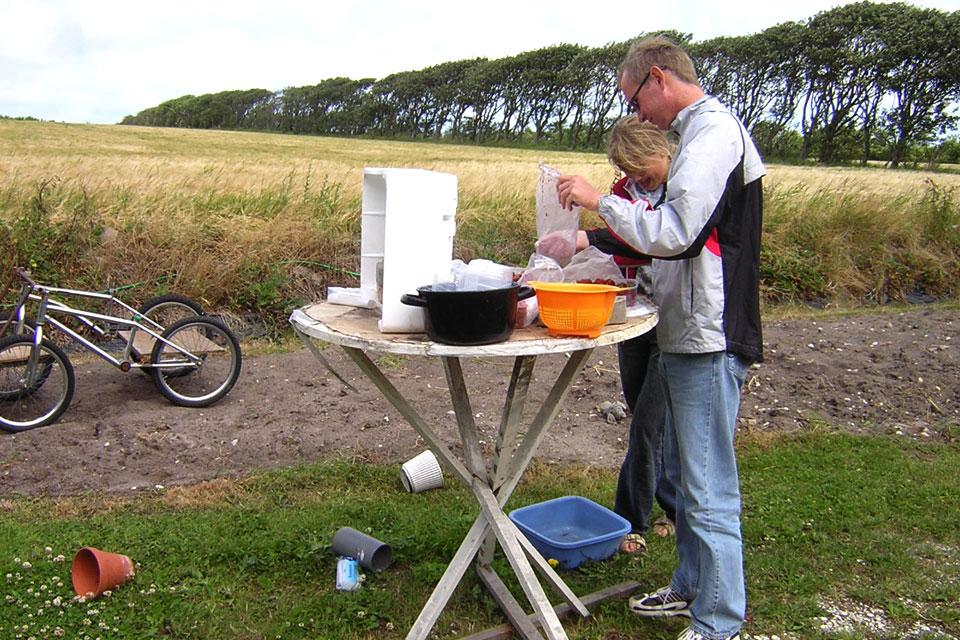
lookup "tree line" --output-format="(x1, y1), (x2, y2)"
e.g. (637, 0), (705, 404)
(121, 2), (960, 167)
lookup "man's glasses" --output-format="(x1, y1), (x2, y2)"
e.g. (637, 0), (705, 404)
(626, 71), (652, 113)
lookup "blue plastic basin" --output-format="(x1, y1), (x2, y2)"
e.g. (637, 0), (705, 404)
(508, 495), (630, 569)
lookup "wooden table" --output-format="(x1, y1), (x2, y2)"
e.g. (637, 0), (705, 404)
(289, 302), (657, 640)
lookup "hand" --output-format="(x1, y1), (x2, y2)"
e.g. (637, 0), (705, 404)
(556, 175), (601, 212)
(535, 231), (576, 263)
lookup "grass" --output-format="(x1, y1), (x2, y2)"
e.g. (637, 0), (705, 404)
(1, 431), (958, 639)
(2, 120), (959, 336)
(2, 120), (959, 638)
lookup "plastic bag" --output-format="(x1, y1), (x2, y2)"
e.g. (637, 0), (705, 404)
(561, 246), (627, 285)
(518, 253), (564, 285)
(534, 163), (580, 266)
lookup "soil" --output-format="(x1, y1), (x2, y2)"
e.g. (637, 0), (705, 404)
(1, 307), (957, 498)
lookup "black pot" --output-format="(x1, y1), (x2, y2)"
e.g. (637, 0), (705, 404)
(401, 283), (535, 346)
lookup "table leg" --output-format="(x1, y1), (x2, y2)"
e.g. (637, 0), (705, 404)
(481, 355), (536, 565)
(292, 327), (358, 392)
(496, 348), (594, 502)
(405, 515), (489, 640)
(340, 346), (474, 488)
(473, 480), (568, 640)
(443, 357), (488, 482)
(476, 565), (545, 640)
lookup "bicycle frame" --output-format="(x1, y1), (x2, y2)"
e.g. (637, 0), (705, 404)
(4, 270), (202, 373)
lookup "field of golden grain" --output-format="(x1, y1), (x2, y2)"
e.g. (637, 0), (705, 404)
(2, 120), (958, 327)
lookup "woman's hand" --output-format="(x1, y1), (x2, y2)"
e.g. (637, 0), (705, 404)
(557, 175), (601, 211)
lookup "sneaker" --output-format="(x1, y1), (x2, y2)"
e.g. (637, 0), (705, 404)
(677, 626), (741, 640)
(629, 585), (692, 617)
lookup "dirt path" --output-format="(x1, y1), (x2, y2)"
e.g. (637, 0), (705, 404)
(1, 307), (957, 497)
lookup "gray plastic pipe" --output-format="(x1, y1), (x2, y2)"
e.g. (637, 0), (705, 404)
(331, 527), (392, 571)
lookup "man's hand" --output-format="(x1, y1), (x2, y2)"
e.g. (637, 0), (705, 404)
(557, 175), (602, 211)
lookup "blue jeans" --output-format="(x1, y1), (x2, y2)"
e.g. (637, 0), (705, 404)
(614, 333), (676, 534)
(660, 351), (750, 639)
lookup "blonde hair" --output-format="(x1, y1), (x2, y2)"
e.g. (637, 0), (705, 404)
(607, 116), (676, 177)
(619, 35), (700, 88)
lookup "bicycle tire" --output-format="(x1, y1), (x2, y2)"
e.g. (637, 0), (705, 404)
(137, 294), (204, 328)
(0, 335), (75, 432)
(0, 311), (37, 338)
(149, 316), (241, 408)
(0, 321), (53, 398)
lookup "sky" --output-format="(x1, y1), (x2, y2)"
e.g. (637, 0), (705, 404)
(2, 0), (958, 125)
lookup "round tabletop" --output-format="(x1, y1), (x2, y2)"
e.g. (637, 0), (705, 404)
(290, 302), (658, 357)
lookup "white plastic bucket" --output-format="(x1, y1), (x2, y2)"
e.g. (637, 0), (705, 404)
(400, 450), (443, 493)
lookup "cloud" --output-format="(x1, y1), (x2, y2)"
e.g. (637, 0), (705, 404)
(1, 0), (956, 124)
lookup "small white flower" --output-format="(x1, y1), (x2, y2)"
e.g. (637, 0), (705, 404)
(21, 562), (31, 569)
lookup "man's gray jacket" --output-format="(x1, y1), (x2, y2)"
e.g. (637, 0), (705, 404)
(598, 96), (765, 362)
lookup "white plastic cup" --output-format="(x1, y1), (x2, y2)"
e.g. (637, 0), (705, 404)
(400, 450), (443, 493)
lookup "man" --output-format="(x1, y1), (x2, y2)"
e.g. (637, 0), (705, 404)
(557, 36), (764, 640)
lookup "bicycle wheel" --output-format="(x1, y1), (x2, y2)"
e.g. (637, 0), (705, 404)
(0, 311), (36, 338)
(137, 294), (204, 328)
(0, 335), (75, 432)
(149, 316), (241, 408)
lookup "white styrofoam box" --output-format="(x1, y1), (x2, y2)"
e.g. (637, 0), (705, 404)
(361, 168), (457, 333)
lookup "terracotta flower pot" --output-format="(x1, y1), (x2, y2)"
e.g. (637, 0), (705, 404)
(71, 547), (135, 598)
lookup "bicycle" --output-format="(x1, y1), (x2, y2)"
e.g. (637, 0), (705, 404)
(0, 268), (242, 432)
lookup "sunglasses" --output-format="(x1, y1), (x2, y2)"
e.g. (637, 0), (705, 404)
(626, 72), (651, 113)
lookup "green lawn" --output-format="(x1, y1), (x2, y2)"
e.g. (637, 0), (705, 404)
(1, 429), (958, 639)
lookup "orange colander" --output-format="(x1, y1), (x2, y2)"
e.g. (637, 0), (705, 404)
(528, 282), (629, 338)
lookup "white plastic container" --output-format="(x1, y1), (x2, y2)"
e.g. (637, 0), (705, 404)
(361, 168), (457, 333)
(400, 450), (444, 493)
(461, 259), (516, 291)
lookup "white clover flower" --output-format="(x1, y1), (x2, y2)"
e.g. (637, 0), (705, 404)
(5, 573), (12, 580)
(13, 557), (20, 564)
(44, 547), (52, 555)
(21, 562), (31, 569)
(83, 618), (92, 626)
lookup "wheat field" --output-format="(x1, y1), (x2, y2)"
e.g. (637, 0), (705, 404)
(2, 120), (958, 324)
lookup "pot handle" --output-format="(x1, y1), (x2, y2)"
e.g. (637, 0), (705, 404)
(516, 285), (536, 301)
(400, 293), (428, 308)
